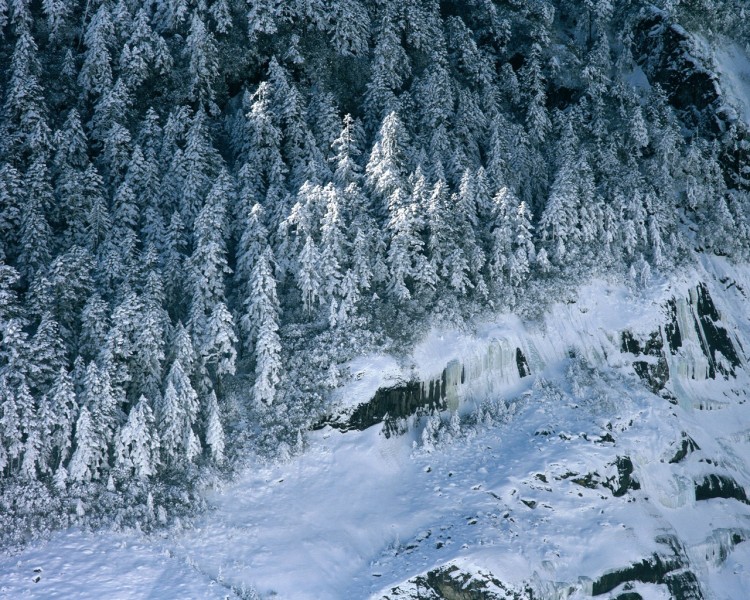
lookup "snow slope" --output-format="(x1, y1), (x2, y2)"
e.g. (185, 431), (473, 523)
(3, 259), (750, 599)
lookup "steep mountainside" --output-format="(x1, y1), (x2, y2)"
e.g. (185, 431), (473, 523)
(2, 0), (750, 596)
(3, 257), (750, 599)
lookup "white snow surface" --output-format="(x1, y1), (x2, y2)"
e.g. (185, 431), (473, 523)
(3, 260), (750, 599)
(713, 40), (750, 125)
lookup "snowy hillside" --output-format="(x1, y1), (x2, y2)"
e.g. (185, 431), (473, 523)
(3, 258), (750, 599)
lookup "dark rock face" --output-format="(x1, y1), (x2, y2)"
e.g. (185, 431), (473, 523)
(592, 554), (675, 596)
(318, 361), (460, 433)
(347, 379), (447, 432)
(632, 9), (750, 191)
(382, 564), (536, 600)
(322, 343), (530, 433)
(633, 9), (725, 134)
(570, 456), (641, 497)
(605, 457), (641, 498)
(695, 474), (749, 504)
(592, 536), (703, 598)
(624, 283), (743, 394)
(664, 299), (683, 354)
(669, 433), (700, 464)
(516, 348), (531, 378)
(572, 472), (600, 490)
(613, 593), (643, 600)
(622, 330), (670, 393)
(694, 283), (741, 378)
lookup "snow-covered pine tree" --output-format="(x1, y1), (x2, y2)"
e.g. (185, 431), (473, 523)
(68, 405), (99, 483)
(186, 13), (219, 114)
(249, 248), (282, 406)
(204, 390), (224, 463)
(116, 395), (159, 480)
(188, 170), (236, 378)
(366, 111), (411, 221)
(78, 5), (115, 99)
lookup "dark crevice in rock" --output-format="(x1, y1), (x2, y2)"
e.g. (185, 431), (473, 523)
(632, 358), (670, 393)
(622, 331), (643, 355)
(516, 348), (531, 378)
(664, 299), (683, 354)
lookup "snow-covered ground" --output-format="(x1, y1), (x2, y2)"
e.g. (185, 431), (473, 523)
(713, 41), (750, 124)
(3, 262), (750, 599)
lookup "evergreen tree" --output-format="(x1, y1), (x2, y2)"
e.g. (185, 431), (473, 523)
(18, 162), (53, 282)
(28, 311), (67, 397)
(179, 110), (221, 228)
(186, 13), (219, 114)
(332, 114), (365, 189)
(386, 188), (430, 302)
(46, 367), (77, 471)
(116, 395), (159, 479)
(1, 24), (51, 162)
(204, 303), (237, 378)
(235, 83), (287, 203)
(78, 5), (116, 99)
(204, 390), (224, 463)
(235, 203), (268, 313)
(82, 361), (118, 461)
(248, 248), (282, 406)
(364, 13), (410, 122)
(0, 375), (22, 474)
(296, 235), (322, 315)
(328, 0), (370, 56)
(537, 125), (584, 265)
(158, 351), (199, 466)
(189, 171), (236, 377)
(366, 111), (411, 219)
(102, 123), (132, 187)
(132, 302), (166, 400)
(319, 184), (346, 302)
(68, 405), (99, 483)
(0, 164), (23, 259)
(246, 0), (285, 40)
(158, 381), (184, 465)
(509, 202), (535, 289)
(121, 8), (172, 91)
(521, 42), (551, 146)
(164, 211), (188, 312)
(104, 290), (142, 392)
(90, 79), (133, 147)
